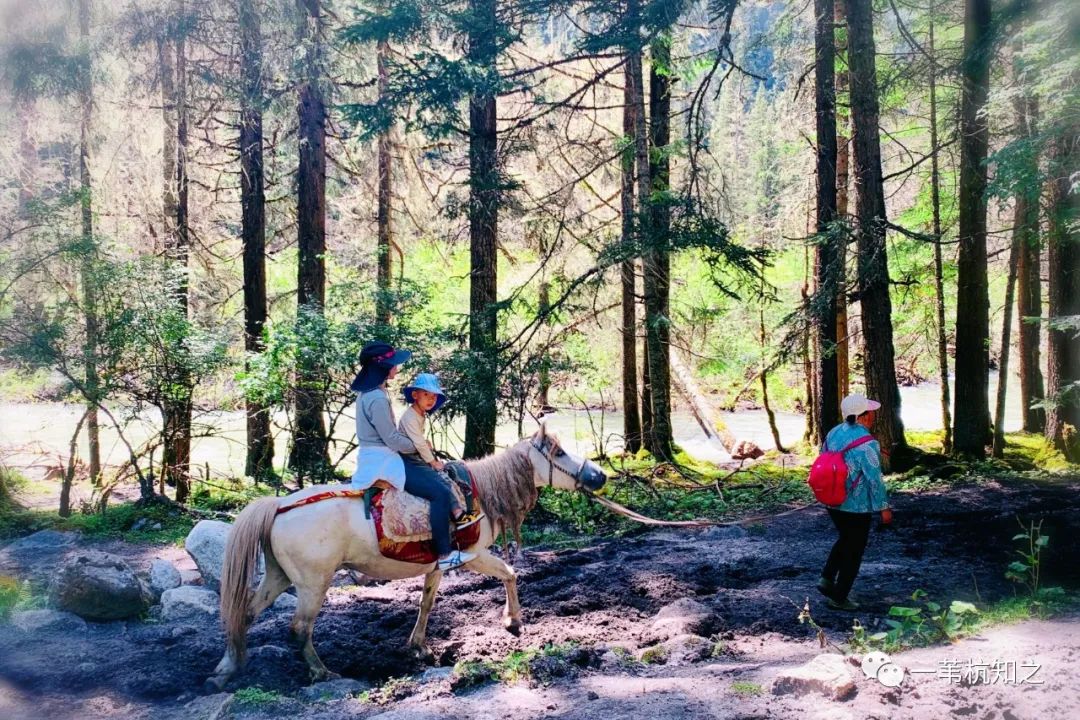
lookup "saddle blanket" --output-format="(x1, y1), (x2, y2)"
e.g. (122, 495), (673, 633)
(372, 475), (485, 565)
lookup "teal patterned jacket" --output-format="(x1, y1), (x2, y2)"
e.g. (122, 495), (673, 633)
(822, 422), (889, 513)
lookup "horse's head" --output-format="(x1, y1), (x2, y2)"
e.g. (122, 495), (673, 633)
(526, 425), (607, 492)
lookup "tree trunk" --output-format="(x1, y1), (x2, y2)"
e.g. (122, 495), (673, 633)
(158, 35), (176, 255)
(814, 0), (840, 437)
(928, 13), (953, 453)
(463, 0), (499, 459)
(992, 212), (1022, 457)
(239, 0), (273, 480)
(834, 0), (850, 403)
(952, 0), (992, 458)
(375, 36), (394, 327)
(77, 0), (101, 488)
(762, 270), (787, 453)
(290, 0), (330, 478)
(159, 2), (192, 502)
(1016, 96), (1045, 433)
(537, 230), (552, 411)
(847, 0), (906, 466)
(643, 37), (673, 461)
(1045, 125), (1080, 461)
(621, 31), (642, 454)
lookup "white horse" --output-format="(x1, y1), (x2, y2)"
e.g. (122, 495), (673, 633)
(206, 427), (607, 690)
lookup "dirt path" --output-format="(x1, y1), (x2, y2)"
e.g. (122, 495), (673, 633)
(1, 476), (1078, 719)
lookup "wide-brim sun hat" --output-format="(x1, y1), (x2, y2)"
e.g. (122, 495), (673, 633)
(840, 392), (881, 418)
(350, 341), (412, 393)
(403, 373), (447, 412)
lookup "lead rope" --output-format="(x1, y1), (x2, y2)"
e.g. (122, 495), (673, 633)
(581, 490), (817, 528)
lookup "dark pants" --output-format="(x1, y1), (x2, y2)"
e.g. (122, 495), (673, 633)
(403, 456), (455, 557)
(822, 508), (872, 601)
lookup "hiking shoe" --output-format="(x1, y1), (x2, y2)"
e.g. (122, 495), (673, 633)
(436, 550), (477, 571)
(816, 577), (837, 601)
(453, 512), (484, 530)
(827, 597), (861, 611)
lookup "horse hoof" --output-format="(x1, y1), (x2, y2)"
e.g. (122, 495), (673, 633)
(410, 644), (434, 661)
(310, 670), (341, 684)
(504, 619), (522, 637)
(203, 677), (226, 694)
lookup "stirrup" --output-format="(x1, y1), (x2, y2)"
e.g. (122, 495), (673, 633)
(436, 550), (476, 571)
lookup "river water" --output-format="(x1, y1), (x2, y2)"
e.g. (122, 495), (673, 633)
(0, 372), (1021, 476)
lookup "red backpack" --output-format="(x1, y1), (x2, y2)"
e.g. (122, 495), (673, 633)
(808, 435), (875, 506)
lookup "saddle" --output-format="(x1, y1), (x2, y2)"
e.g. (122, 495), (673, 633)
(370, 466), (485, 565)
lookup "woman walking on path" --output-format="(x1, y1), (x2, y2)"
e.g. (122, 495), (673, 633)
(817, 393), (893, 610)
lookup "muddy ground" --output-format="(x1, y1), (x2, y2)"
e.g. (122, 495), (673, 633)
(1, 474), (1079, 719)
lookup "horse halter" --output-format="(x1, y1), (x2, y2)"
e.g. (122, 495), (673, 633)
(531, 435), (589, 490)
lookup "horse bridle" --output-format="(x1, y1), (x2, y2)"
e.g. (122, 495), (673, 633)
(531, 435), (589, 490)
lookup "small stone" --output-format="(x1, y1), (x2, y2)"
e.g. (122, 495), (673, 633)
(160, 585), (219, 623)
(297, 678), (370, 702)
(11, 609), (88, 634)
(419, 667), (454, 683)
(587, 691), (600, 701)
(182, 692), (233, 720)
(661, 634), (714, 666)
(700, 525), (748, 541)
(649, 597), (713, 640)
(152, 522), (163, 530)
(272, 593), (298, 613)
(772, 653), (856, 700)
(148, 559), (182, 602)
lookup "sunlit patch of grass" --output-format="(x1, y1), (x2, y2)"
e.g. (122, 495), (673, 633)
(233, 686), (284, 707)
(730, 681), (762, 696)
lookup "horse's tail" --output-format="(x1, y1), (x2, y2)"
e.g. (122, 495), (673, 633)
(220, 496), (279, 666)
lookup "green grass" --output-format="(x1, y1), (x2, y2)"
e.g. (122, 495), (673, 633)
(451, 642), (584, 690)
(233, 687), (284, 707)
(0, 500), (196, 545)
(0, 367), (63, 402)
(730, 681), (763, 696)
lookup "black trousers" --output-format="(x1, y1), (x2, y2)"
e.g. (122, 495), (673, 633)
(402, 456), (456, 557)
(822, 508), (872, 601)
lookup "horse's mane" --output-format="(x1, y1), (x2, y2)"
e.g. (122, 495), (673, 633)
(465, 440), (537, 547)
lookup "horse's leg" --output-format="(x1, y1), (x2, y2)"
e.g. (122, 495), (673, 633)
(289, 578), (337, 683)
(466, 550), (522, 635)
(407, 569), (443, 655)
(247, 553), (291, 620)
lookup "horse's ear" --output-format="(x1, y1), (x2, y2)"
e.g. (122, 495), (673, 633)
(538, 421), (548, 439)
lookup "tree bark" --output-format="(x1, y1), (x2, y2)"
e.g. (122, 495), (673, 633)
(161, 1), (192, 502)
(239, 0), (273, 480)
(77, 0), (101, 489)
(643, 37), (673, 461)
(1016, 96), (1045, 433)
(834, 0), (850, 403)
(992, 208), (1022, 457)
(290, 0), (330, 478)
(847, 0), (906, 466)
(814, 0), (840, 438)
(1045, 126), (1080, 461)
(928, 13), (953, 453)
(952, 0), (992, 457)
(375, 36), (394, 327)
(463, 0), (499, 459)
(621, 24), (642, 454)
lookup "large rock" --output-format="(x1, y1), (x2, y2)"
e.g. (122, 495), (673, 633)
(49, 551), (150, 621)
(185, 521), (231, 591)
(0, 530), (79, 587)
(160, 585), (220, 624)
(148, 559), (182, 602)
(772, 653), (856, 700)
(180, 692), (233, 720)
(649, 598), (712, 641)
(11, 609), (88, 634)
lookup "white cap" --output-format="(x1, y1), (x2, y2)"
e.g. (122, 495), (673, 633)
(841, 392), (881, 418)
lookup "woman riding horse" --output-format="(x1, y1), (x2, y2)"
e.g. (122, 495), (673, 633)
(349, 342), (474, 571)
